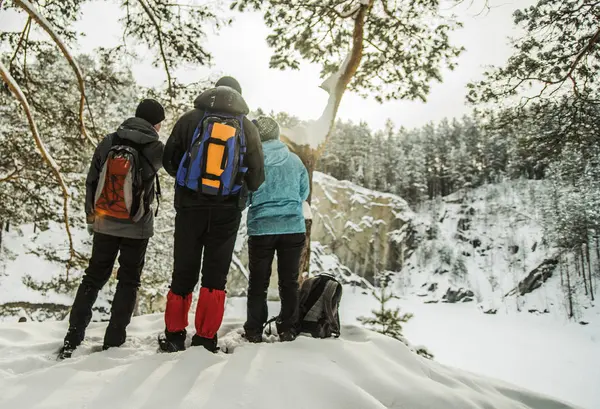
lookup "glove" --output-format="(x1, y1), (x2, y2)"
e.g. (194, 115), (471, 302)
(86, 214), (95, 236)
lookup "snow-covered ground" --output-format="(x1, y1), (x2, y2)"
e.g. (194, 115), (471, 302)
(0, 290), (598, 408)
(0, 304), (587, 409)
(342, 288), (600, 409)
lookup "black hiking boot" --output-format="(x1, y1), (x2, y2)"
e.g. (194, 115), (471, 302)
(243, 331), (263, 343)
(57, 328), (84, 360)
(191, 334), (219, 353)
(57, 341), (76, 360)
(158, 330), (186, 353)
(279, 331), (297, 342)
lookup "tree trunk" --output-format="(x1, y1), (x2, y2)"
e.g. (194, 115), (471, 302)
(559, 253), (564, 287)
(133, 293), (141, 317)
(580, 245), (588, 295)
(295, 145), (317, 282)
(587, 237), (594, 301)
(13, 0), (92, 143)
(0, 220), (3, 251)
(565, 260), (574, 318)
(0, 61), (75, 279)
(595, 232), (600, 277)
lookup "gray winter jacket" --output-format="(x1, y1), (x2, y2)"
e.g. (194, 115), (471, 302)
(85, 118), (164, 239)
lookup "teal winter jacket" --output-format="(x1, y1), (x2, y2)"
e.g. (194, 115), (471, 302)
(247, 140), (309, 236)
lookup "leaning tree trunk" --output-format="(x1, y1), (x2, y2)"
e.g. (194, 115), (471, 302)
(13, 0), (92, 143)
(282, 1), (373, 284)
(0, 61), (75, 278)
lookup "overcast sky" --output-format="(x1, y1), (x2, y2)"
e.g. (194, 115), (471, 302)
(3, 0), (535, 131)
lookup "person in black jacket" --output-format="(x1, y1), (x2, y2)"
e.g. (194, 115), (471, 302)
(59, 99), (165, 359)
(159, 76), (265, 353)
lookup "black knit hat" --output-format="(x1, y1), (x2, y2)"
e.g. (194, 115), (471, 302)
(254, 116), (280, 142)
(135, 99), (165, 126)
(215, 76), (242, 95)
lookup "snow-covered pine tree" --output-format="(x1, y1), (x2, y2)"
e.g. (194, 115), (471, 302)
(366, 129), (387, 192)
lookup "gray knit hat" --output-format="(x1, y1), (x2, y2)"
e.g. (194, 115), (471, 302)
(254, 116), (280, 142)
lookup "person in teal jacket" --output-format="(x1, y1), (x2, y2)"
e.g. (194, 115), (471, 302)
(244, 116), (309, 343)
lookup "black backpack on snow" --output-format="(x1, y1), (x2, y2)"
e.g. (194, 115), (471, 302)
(297, 274), (343, 338)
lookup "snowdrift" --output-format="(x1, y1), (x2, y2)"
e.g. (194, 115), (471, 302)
(0, 315), (579, 409)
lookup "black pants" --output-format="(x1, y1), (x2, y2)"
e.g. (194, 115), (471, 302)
(244, 233), (306, 335)
(66, 232), (149, 348)
(170, 207), (242, 295)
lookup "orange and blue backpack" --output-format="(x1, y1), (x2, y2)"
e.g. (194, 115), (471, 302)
(175, 112), (247, 197)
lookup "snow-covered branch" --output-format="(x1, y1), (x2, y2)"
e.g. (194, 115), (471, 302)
(339, 4), (361, 18)
(281, 53), (351, 150)
(281, 0), (372, 151)
(0, 60), (76, 277)
(13, 0), (92, 144)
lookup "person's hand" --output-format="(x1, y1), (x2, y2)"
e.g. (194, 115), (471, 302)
(86, 214), (95, 236)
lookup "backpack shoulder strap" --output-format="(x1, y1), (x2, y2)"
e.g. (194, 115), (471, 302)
(111, 132), (120, 145)
(113, 132), (162, 214)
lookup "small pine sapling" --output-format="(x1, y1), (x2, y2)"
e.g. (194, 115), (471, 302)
(359, 274), (433, 359)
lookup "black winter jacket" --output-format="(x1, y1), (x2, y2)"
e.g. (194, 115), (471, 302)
(163, 86), (265, 209)
(85, 118), (164, 239)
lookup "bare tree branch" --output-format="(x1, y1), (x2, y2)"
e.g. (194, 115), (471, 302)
(554, 26), (600, 86)
(451, 0), (492, 16)
(137, 0), (174, 100)
(0, 166), (22, 183)
(0, 61), (75, 277)
(9, 17), (31, 70)
(13, 0), (93, 144)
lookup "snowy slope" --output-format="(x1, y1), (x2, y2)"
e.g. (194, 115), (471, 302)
(0, 313), (581, 409)
(0, 290), (598, 408)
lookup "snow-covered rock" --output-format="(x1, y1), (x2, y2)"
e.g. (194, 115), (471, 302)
(311, 172), (414, 283)
(227, 183), (376, 296)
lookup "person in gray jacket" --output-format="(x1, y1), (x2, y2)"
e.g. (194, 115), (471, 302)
(58, 99), (165, 359)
